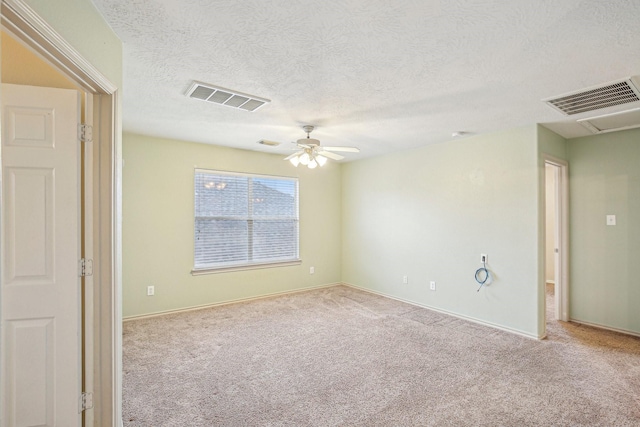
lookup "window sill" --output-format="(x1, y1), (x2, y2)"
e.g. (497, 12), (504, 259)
(191, 259), (302, 275)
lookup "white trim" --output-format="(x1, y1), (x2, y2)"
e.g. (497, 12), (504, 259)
(82, 92), (95, 427)
(191, 259), (302, 275)
(570, 318), (640, 338)
(545, 280), (555, 285)
(341, 282), (542, 340)
(195, 167), (297, 181)
(543, 154), (570, 323)
(123, 283), (340, 322)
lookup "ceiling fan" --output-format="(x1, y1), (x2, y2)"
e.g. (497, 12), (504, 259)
(284, 125), (360, 168)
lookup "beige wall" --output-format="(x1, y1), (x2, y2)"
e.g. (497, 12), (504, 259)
(2, 30), (87, 125)
(342, 126), (542, 337)
(122, 133), (342, 318)
(1, 30), (78, 89)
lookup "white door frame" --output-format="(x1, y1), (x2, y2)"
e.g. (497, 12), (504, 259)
(1, 1), (121, 425)
(543, 154), (569, 323)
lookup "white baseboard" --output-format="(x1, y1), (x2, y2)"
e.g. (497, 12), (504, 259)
(569, 318), (640, 338)
(124, 282), (640, 340)
(341, 282), (540, 340)
(123, 282), (341, 321)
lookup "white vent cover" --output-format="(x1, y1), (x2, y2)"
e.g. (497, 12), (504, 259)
(543, 79), (640, 115)
(185, 81), (270, 112)
(257, 139), (280, 147)
(577, 108), (640, 134)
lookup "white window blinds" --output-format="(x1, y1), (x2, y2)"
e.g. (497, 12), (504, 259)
(194, 169), (299, 271)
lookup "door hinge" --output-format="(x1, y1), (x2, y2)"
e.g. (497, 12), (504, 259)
(80, 392), (94, 412)
(79, 124), (93, 142)
(79, 258), (93, 277)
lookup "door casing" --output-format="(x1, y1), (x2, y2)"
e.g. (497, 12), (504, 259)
(543, 155), (570, 328)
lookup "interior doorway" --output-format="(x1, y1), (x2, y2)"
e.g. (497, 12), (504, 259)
(1, 2), (120, 425)
(544, 156), (569, 326)
(545, 163), (560, 321)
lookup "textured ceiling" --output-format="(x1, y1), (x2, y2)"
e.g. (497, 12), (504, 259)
(91, 0), (640, 160)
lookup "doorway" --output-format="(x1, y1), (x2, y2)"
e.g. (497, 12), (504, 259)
(544, 156), (569, 326)
(0, 3), (120, 425)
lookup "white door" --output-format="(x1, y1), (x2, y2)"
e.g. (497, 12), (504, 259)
(1, 84), (81, 427)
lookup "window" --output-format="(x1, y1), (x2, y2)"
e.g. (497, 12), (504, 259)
(193, 169), (300, 273)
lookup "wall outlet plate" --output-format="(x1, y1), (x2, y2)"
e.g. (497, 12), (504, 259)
(403, 275), (408, 284)
(310, 266), (315, 274)
(147, 285), (155, 296)
(481, 254), (488, 263)
(430, 281), (436, 291)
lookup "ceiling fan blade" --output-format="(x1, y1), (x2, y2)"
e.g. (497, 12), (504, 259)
(284, 151), (303, 161)
(322, 146), (360, 153)
(318, 150), (344, 161)
(297, 143), (312, 149)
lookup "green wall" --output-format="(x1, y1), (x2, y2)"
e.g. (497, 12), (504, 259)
(123, 125), (640, 337)
(122, 133), (342, 318)
(341, 126), (542, 337)
(568, 128), (640, 334)
(24, 0), (122, 87)
(538, 125), (568, 160)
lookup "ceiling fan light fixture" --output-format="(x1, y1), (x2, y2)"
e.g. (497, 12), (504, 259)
(283, 125), (359, 168)
(299, 152), (310, 165)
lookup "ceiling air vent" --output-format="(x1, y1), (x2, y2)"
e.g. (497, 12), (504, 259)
(185, 81), (270, 112)
(257, 140), (280, 147)
(543, 79), (640, 115)
(577, 108), (640, 134)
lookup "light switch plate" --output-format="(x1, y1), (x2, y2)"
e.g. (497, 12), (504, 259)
(606, 215), (616, 226)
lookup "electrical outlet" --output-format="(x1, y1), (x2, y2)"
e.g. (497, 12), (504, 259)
(403, 275), (408, 284)
(430, 281), (436, 291)
(147, 285), (155, 296)
(481, 254), (488, 263)
(310, 266), (315, 274)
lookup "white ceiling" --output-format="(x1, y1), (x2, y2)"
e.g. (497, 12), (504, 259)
(91, 0), (640, 161)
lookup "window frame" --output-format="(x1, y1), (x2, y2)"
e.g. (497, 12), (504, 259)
(191, 168), (301, 275)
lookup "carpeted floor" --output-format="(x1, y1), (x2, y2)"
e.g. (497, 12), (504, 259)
(122, 285), (640, 426)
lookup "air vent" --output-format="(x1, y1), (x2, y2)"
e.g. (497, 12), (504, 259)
(577, 108), (640, 134)
(257, 140), (280, 147)
(543, 79), (640, 115)
(185, 81), (270, 112)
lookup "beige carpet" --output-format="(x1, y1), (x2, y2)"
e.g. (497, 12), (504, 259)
(123, 285), (640, 426)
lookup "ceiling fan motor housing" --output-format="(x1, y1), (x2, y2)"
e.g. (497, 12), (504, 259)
(298, 137), (321, 146)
